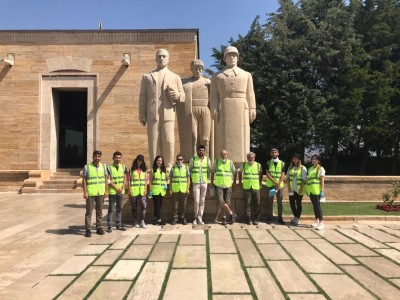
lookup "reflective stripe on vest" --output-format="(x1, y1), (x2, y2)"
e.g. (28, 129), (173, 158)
(191, 156), (209, 184)
(214, 159), (233, 188)
(288, 165), (306, 195)
(307, 166), (321, 195)
(86, 163), (106, 196)
(130, 169), (146, 197)
(171, 165), (188, 193)
(265, 160), (284, 188)
(108, 164), (126, 195)
(242, 162), (261, 190)
(152, 169), (166, 196)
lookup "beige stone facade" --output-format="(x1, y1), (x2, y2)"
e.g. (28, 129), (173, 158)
(0, 30), (198, 173)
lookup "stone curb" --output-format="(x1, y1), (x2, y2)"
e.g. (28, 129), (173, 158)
(282, 215), (400, 221)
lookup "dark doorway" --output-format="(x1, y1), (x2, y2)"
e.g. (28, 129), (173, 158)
(55, 90), (87, 168)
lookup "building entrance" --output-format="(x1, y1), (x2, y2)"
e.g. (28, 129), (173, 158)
(54, 90), (87, 168)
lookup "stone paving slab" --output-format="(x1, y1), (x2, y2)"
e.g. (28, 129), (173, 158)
(391, 278), (400, 288)
(90, 233), (121, 245)
(247, 267), (285, 299)
(210, 254), (250, 293)
(173, 245), (206, 268)
(270, 229), (304, 241)
(310, 239), (357, 265)
(126, 262), (169, 300)
(281, 241), (342, 273)
(158, 234), (179, 243)
(51, 255), (97, 275)
(342, 265), (400, 300)
(28, 275), (75, 300)
(357, 229), (400, 243)
(386, 242), (400, 250)
(258, 244), (291, 260)
(294, 229), (322, 239)
(231, 229), (250, 239)
(109, 235), (136, 250)
(376, 248), (400, 264)
(315, 230), (355, 243)
(105, 260), (144, 280)
(179, 233), (206, 245)
(382, 229), (400, 238)
(209, 230), (236, 253)
(148, 242), (175, 262)
(93, 250), (123, 265)
(287, 294), (326, 300)
(212, 295), (253, 300)
(357, 256), (400, 278)
(268, 261), (318, 292)
(163, 269), (207, 300)
(78, 244), (109, 255)
(235, 239), (264, 267)
(339, 229), (388, 248)
(335, 243), (379, 257)
(88, 280), (131, 299)
(123, 244), (153, 260)
(311, 274), (376, 300)
(58, 266), (109, 299)
(248, 229), (277, 244)
(133, 234), (159, 245)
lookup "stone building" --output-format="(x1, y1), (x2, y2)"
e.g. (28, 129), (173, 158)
(0, 29), (198, 192)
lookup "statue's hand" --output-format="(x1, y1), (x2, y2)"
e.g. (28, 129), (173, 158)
(211, 108), (218, 121)
(166, 87), (179, 102)
(139, 116), (146, 126)
(249, 109), (256, 123)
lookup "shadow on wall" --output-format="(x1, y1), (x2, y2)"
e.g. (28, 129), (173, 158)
(0, 65), (11, 83)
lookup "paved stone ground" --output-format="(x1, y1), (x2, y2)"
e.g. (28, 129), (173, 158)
(1, 194), (400, 299)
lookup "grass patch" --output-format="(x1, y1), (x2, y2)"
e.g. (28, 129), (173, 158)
(279, 202), (400, 216)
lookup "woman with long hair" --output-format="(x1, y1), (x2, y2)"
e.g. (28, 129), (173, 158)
(150, 155), (167, 225)
(307, 154), (326, 230)
(286, 153), (307, 226)
(128, 154), (148, 229)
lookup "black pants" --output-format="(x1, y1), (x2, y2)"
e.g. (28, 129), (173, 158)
(153, 194), (163, 220)
(310, 194), (323, 220)
(289, 192), (303, 218)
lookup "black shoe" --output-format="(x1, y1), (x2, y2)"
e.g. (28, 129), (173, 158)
(172, 218), (177, 225)
(153, 219), (157, 225)
(253, 219), (259, 225)
(85, 229), (91, 237)
(157, 221), (166, 226)
(96, 228), (105, 235)
(106, 227), (112, 233)
(266, 219), (273, 225)
(117, 226), (126, 231)
(278, 218), (285, 225)
(247, 218), (252, 225)
(182, 218), (187, 225)
(229, 213), (236, 224)
(221, 217), (227, 225)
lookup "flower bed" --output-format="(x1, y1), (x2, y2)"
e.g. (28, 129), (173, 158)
(376, 203), (400, 212)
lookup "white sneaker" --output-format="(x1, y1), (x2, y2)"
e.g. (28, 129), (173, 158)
(316, 223), (325, 230)
(197, 217), (204, 225)
(311, 221), (319, 228)
(134, 220), (140, 228)
(290, 217), (298, 225)
(295, 218), (300, 225)
(140, 221), (147, 229)
(192, 219), (197, 225)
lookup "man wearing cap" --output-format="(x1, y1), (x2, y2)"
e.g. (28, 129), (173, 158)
(265, 148), (286, 225)
(139, 48), (185, 167)
(210, 46), (256, 164)
(181, 59), (212, 159)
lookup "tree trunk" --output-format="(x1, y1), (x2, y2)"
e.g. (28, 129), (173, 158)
(359, 146), (369, 175)
(330, 142), (338, 175)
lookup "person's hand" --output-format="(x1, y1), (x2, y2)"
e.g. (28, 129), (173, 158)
(104, 191), (109, 198)
(249, 108), (256, 123)
(211, 108), (218, 120)
(320, 191), (325, 198)
(186, 188), (190, 195)
(168, 189), (172, 197)
(83, 192), (88, 200)
(274, 182), (280, 189)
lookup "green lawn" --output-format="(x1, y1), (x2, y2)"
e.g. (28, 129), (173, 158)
(279, 202), (400, 216)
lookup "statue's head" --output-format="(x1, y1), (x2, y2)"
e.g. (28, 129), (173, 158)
(156, 49), (169, 68)
(190, 59), (204, 80)
(223, 46), (239, 67)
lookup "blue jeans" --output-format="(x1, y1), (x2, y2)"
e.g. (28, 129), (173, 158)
(107, 194), (123, 228)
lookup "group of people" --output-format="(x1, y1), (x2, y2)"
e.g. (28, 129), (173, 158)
(82, 147), (326, 237)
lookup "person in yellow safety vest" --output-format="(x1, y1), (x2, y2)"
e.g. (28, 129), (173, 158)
(238, 152), (263, 225)
(189, 145), (211, 225)
(128, 154), (149, 229)
(265, 148), (286, 225)
(106, 151), (127, 232)
(307, 154), (326, 230)
(286, 153), (307, 226)
(169, 154), (191, 225)
(83, 150), (109, 237)
(211, 150), (237, 225)
(149, 155), (168, 226)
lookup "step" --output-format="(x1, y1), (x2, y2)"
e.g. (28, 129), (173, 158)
(42, 179), (77, 184)
(33, 188), (83, 194)
(39, 184), (76, 189)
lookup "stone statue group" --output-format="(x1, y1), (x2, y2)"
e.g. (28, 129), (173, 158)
(139, 46), (256, 167)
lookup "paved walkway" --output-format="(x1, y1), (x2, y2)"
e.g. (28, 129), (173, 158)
(1, 194), (400, 299)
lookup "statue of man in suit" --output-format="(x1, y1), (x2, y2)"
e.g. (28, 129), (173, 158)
(139, 49), (185, 167)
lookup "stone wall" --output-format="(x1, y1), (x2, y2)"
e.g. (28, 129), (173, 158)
(0, 30), (198, 170)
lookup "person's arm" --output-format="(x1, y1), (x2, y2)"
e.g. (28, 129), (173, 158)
(258, 164), (263, 185)
(148, 170), (153, 191)
(168, 168), (173, 196)
(121, 168), (127, 194)
(143, 172), (148, 196)
(83, 166), (88, 199)
(299, 167), (307, 194)
(238, 164), (244, 184)
(127, 170), (132, 197)
(320, 168), (325, 193)
(104, 166), (109, 197)
(278, 162), (285, 190)
(231, 161), (237, 184)
(210, 161), (216, 185)
(186, 171), (191, 194)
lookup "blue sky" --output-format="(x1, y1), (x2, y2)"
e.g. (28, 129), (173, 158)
(1, 0), (279, 70)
